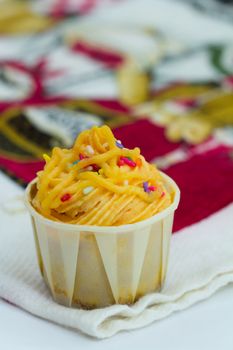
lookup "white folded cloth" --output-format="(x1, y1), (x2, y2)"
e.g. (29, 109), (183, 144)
(0, 184), (232, 338)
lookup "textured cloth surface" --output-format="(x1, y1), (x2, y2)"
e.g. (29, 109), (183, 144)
(0, 179), (232, 338)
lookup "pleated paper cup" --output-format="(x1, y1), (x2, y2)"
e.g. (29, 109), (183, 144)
(25, 172), (180, 309)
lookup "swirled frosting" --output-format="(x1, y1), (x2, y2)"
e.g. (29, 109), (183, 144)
(32, 125), (172, 225)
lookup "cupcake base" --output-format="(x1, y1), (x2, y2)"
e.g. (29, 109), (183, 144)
(26, 172), (179, 309)
(31, 211), (173, 309)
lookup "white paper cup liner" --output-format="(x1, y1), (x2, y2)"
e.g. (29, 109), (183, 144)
(25, 172), (180, 309)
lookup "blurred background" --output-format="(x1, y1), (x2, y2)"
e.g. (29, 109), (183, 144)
(0, 0), (233, 231)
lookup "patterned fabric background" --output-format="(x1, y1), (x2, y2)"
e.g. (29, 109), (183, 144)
(0, 0), (233, 233)
(180, 0), (233, 23)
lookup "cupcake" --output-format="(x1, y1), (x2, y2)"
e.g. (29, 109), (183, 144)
(25, 125), (180, 308)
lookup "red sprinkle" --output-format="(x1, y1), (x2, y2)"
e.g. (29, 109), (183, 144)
(61, 193), (71, 202)
(117, 157), (125, 166)
(118, 156), (136, 168)
(91, 164), (100, 172)
(161, 191), (165, 198)
(148, 186), (156, 192)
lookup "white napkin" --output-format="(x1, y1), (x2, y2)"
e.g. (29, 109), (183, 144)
(0, 192), (233, 338)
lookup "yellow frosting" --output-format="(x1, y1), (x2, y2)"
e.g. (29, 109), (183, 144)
(33, 125), (172, 225)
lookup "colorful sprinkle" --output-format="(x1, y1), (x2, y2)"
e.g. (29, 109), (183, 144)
(61, 193), (71, 202)
(136, 158), (142, 167)
(83, 186), (94, 195)
(118, 156), (136, 168)
(117, 157), (125, 166)
(123, 157), (136, 167)
(85, 145), (94, 155)
(84, 164), (100, 172)
(43, 153), (50, 163)
(143, 182), (156, 193)
(116, 140), (124, 149)
(86, 166), (93, 171)
(143, 181), (149, 193)
(79, 153), (87, 160)
(72, 160), (80, 166)
(161, 191), (165, 198)
(91, 164), (100, 172)
(123, 180), (129, 186)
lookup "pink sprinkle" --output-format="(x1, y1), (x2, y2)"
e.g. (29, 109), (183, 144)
(161, 192), (165, 198)
(148, 186), (156, 192)
(118, 156), (136, 168)
(79, 153), (87, 160)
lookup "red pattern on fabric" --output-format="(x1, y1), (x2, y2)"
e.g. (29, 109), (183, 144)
(165, 146), (233, 232)
(0, 156), (44, 183)
(0, 60), (43, 100)
(51, 0), (97, 17)
(51, 0), (73, 17)
(93, 99), (130, 113)
(71, 41), (124, 68)
(0, 60), (70, 112)
(113, 119), (181, 161)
